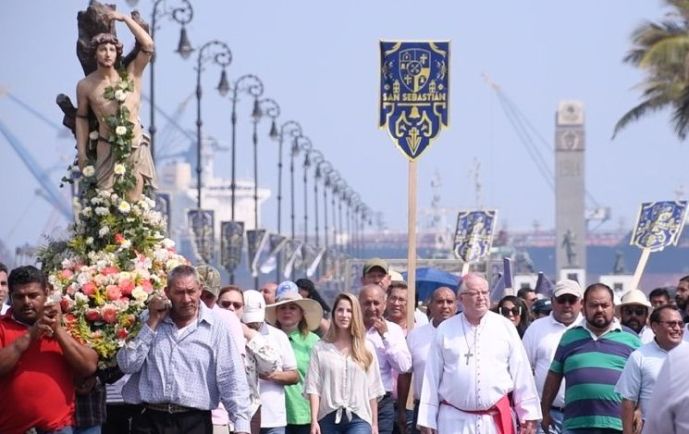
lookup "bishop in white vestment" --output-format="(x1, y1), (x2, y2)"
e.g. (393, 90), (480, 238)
(417, 273), (541, 434)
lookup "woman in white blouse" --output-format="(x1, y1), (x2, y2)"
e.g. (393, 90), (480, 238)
(305, 292), (385, 434)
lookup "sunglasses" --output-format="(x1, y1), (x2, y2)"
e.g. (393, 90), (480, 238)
(499, 306), (522, 317)
(622, 306), (647, 316)
(555, 295), (578, 305)
(657, 320), (683, 329)
(220, 301), (243, 310)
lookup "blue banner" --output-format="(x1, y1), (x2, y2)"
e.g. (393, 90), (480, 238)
(453, 210), (497, 263)
(380, 41), (449, 159)
(630, 201), (688, 251)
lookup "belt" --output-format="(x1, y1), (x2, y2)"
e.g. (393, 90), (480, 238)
(145, 402), (197, 413)
(441, 395), (514, 434)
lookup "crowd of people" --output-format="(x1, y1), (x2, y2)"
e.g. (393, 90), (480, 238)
(1, 259), (689, 434)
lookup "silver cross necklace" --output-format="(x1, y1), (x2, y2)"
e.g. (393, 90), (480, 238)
(460, 314), (476, 365)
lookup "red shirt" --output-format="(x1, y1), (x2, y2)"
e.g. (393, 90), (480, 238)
(0, 314), (75, 434)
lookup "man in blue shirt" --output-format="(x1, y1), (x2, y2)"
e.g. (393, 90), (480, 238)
(117, 265), (251, 434)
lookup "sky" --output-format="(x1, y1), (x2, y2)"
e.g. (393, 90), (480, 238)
(1, 0), (688, 256)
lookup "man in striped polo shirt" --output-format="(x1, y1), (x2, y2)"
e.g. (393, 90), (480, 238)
(540, 283), (640, 434)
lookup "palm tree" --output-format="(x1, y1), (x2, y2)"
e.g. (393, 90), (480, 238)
(614, 0), (689, 139)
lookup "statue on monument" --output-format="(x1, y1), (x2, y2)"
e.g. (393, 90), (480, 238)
(561, 229), (577, 267)
(59, 1), (157, 202)
(612, 250), (626, 275)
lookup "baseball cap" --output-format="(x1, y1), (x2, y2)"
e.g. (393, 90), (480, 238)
(242, 290), (266, 324)
(389, 270), (405, 283)
(196, 264), (221, 298)
(363, 258), (389, 276)
(553, 279), (582, 298)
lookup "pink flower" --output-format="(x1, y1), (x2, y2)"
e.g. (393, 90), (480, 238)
(140, 279), (153, 293)
(105, 285), (122, 301)
(101, 266), (119, 276)
(114, 233), (126, 244)
(60, 297), (74, 313)
(65, 284), (77, 296)
(119, 279), (135, 296)
(60, 269), (74, 280)
(85, 309), (101, 322)
(102, 306), (118, 324)
(82, 282), (97, 296)
(116, 328), (129, 339)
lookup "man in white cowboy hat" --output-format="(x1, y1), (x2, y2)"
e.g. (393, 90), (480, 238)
(265, 281), (324, 433)
(242, 285), (299, 434)
(618, 289), (654, 344)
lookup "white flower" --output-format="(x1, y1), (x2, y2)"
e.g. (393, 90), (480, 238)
(162, 238), (176, 249)
(61, 259), (74, 270)
(74, 292), (89, 304)
(81, 207), (93, 218)
(99, 190), (111, 199)
(95, 207), (109, 216)
(82, 166), (95, 177)
(113, 164), (126, 175)
(120, 240), (132, 249)
(98, 226), (110, 237)
(115, 126), (127, 136)
(118, 201), (131, 214)
(86, 237), (94, 245)
(114, 89), (127, 102)
(89, 131), (99, 141)
(90, 197), (102, 205)
(110, 193), (119, 201)
(132, 286), (149, 302)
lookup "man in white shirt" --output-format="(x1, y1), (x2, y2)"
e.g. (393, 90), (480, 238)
(522, 279), (583, 434)
(615, 305), (686, 434)
(398, 286), (456, 434)
(242, 287), (299, 434)
(618, 289), (654, 344)
(359, 284), (412, 434)
(418, 273), (541, 434)
(644, 337), (689, 434)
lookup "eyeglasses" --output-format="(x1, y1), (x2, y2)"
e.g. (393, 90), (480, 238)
(622, 306), (647, 316)
(220, 301), (243, 310)
(462, 291), (489, 298)
(499, 306), (522, 317)
(555, 295), (578, 305)
(657, 320), (683, 329)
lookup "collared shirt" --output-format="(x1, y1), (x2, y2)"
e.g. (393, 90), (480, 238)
(117, 303), (251, 433)
(406, 322), (438, 400)
(638, 325), (655, 344)
(645, 342), (689, 434)
(365, 319), (411, 392)
(615, 340), (686, 425)
(522, 313), (583, 408)
(550, 319), (640, 431)
(417, 311), (541, 431)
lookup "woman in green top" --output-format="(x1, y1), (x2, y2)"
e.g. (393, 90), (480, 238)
(266, 281), (324, 434)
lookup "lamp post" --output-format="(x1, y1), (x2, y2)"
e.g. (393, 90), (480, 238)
(291, 135), (312, 240)
(147, 0), (194, 162)
(229, 74), (264, 221)
(349, 192), (361, 257)
(319, 163), (333, 253)
(301, 144), (313, 245)
(309, 151), (324, 248)
(273, 121), (302, 282)
(194, 40), (232, 210)
(251, 98), (279, 290)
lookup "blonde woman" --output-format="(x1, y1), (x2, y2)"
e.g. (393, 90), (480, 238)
(305, 293), (385, 434)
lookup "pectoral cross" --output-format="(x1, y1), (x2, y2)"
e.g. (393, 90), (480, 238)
(464, 350), (473, 365)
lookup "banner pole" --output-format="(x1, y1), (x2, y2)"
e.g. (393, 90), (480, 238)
(630, 248), (650, 290)
(407, 159), (417, 331)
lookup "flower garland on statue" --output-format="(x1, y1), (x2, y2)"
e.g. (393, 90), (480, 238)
(41, 70), (187, 367)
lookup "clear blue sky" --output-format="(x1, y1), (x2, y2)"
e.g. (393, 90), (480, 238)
(1, 0), (687, 255)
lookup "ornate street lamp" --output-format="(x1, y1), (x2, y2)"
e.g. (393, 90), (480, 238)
(194, 40), (232, 209)
(228, 75), (264, 221)
(309, 150), (324, 248)
(147, 0), (194, 161)
(291, 135), (312, 240)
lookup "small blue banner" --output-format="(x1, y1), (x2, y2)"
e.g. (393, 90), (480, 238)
(453, 210), (497, 263)
(380, 41), (449, 159)
(630, 201), (688, 251)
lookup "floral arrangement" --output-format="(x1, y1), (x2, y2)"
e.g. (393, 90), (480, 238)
(42, 70), (187, 367)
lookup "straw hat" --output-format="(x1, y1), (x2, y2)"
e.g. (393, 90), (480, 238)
(265, 281), (323, 331)
(618, 289), (652, 309)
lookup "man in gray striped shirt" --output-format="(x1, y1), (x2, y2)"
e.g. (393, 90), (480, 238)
(117, 265), (251, 434)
